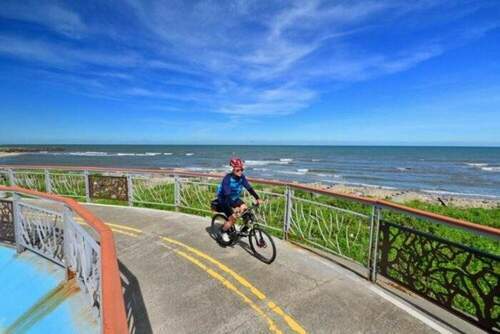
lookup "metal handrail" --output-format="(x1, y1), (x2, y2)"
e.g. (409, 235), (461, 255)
(1, 164), (498, 239)
(0, 185), (128, 334)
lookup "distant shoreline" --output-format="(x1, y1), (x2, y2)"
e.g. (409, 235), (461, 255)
(0, 147), (65, 158)
(0, 147), (65, 153)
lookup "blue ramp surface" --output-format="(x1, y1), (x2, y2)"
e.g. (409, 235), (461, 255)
(0, 245), (98, 333)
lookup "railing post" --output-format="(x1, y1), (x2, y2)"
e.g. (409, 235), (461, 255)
(12, 193), (24, 254)
(62, 206), (74, 280)
(44, 169), (52, 193)
(367, 205), (375, 278)
(8, 168), (15, 186)
(174, 175), (180, 211)
(369, 206), (381, 282)
(127, 174), (133, 207)
(84, 170), (90, 203)
(283, 186), (293, 240)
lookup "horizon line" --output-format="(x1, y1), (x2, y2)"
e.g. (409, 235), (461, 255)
(1, 143), (500, 148)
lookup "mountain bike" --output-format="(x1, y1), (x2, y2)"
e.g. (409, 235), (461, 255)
(211, 203), (276, 264)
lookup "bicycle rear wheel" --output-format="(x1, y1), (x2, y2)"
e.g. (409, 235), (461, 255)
(249, 227), (276, 264)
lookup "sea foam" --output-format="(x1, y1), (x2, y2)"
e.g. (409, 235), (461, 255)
(481, 166), (500, 172)
(466, 162), (488, 167)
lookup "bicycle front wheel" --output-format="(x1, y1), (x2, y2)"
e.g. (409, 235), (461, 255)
(249, 227), (276, 264)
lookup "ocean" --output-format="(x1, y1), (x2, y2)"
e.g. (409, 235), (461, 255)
(1, 145), (499, 198)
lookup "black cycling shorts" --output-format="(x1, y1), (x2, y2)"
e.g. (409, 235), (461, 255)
(217, 198), (245, 217)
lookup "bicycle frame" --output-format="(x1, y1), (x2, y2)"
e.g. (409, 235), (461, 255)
(233, 204), (260, 238)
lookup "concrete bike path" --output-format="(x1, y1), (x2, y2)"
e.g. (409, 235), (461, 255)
(83, 204), (441, 334)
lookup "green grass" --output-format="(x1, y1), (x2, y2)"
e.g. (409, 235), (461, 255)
(0, 172), (8, 186)
(49, 172), (86, 199)
(403, 200), (500, 228)
(131, 178), (175, 207)
(11, 170), (47, 192)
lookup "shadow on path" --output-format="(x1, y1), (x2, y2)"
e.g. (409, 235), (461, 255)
(119, 261), (153, 334)
(204, 226), (261, 262)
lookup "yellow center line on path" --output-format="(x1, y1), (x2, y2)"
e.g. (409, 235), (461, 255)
(161, 236), (307, 334)
(81, 220), (307, 334)
(109, 228), (140, 238)
(160, 243), (283, 334)
(161, 236), (266, 300)
(106, 222), (143, 234)
(106, 223), (283, 333)
(74, 218), (142, 237)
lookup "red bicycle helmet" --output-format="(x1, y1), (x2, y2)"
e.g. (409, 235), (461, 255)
(229, 157), (244, 169)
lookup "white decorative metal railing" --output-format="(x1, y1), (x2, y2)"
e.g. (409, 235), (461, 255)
(63, 208), (101, 315)
(11, 170), (45, 192)
(9, 193), (100, 318)
(14, 199), (65, 265)
(0, 185), (127, 334)
(0, 165), (499, 332)
(50, 172), (87, 199)
(288, 195), (371, 265)
(130, 175), (174, 208)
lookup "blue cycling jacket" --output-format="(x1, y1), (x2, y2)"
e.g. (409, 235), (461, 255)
(216, 173), (259, 206)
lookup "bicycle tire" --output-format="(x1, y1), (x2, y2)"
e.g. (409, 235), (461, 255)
(249, 227), (276, 264)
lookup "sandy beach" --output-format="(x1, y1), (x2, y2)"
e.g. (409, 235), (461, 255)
(319, 183), (500, 209)
(0, 152), (25, 158)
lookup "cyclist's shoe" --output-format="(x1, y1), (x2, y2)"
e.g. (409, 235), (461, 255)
(217, 226), (231, 245)
(220, 232), (230, 243)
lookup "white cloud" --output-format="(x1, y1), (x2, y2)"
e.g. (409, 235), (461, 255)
(148, 60), (206, 76)
(123, 86), (211, 103)
(217, 86), (317, 116)
(117, 0), (460, 116)
(0, 35), (66, 66)
(0, 34), (141, 68)
(0, 0), (495, 118)
(88, 71), (132, 80)
(305, 45), (444, 82)
(0, 1), (86, 38)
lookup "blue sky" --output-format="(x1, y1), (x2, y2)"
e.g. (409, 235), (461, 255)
(0, 0), (499, 145)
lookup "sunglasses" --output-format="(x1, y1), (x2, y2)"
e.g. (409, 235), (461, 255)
(234, 168), (244, 172)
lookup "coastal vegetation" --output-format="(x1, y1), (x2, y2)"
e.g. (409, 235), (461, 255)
(403, 200), (500, 228)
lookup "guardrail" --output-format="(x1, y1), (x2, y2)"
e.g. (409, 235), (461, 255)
(0, 185), (128, 334)
(0, 164), (499, 332)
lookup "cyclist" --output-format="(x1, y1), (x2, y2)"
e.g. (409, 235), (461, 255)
(216, 158), (262, 243)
